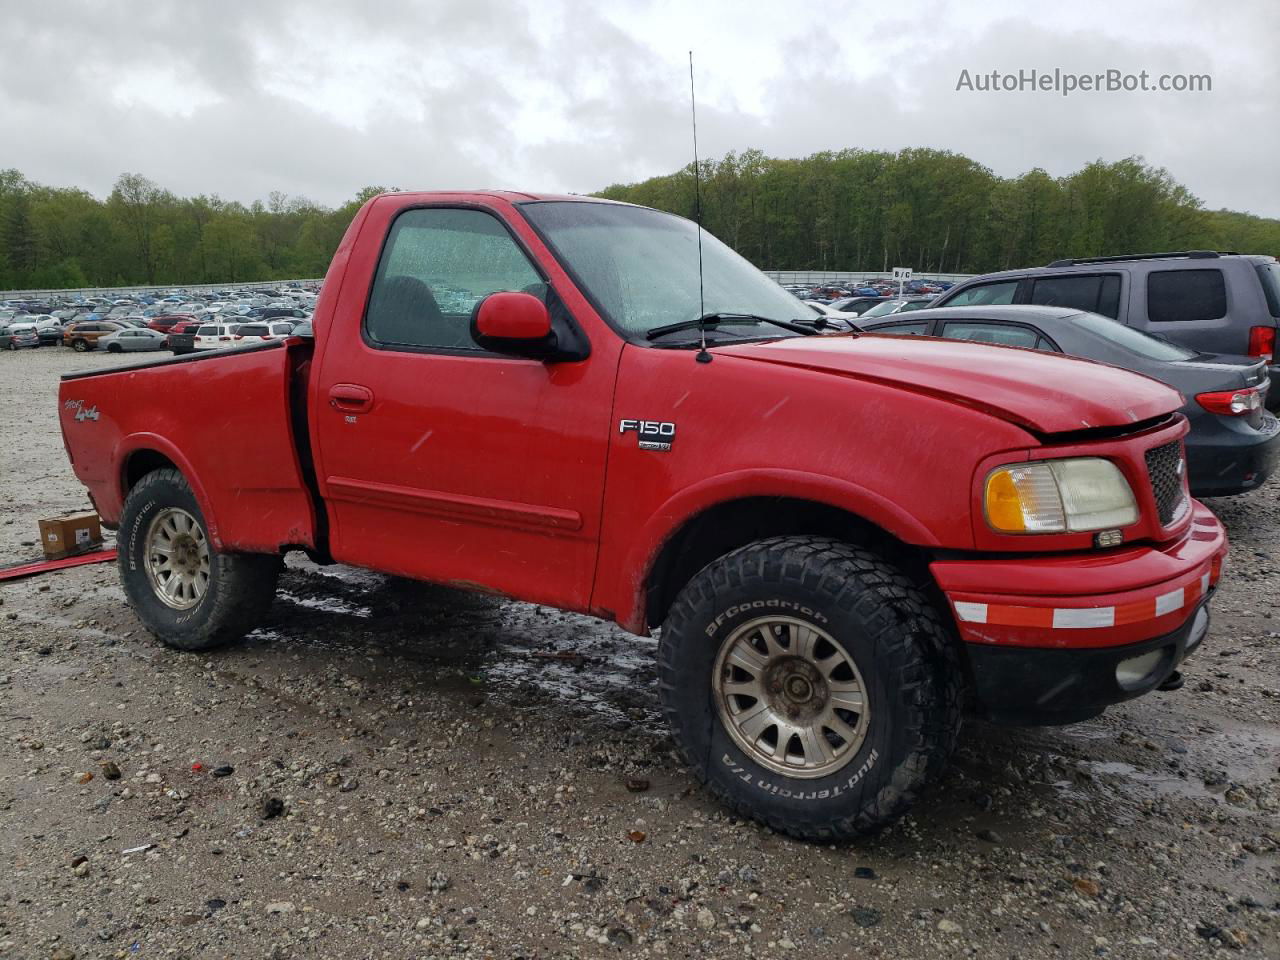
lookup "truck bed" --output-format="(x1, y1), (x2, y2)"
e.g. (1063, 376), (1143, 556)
(58, 340), (318, 554)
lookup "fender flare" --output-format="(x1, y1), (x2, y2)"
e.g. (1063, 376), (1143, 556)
(116, 434), (224, 549)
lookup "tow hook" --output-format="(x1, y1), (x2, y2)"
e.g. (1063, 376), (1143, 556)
(1157, 670), (1185, 692)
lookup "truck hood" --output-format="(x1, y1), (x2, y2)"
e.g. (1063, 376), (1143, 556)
(715, 335), (1183, 435)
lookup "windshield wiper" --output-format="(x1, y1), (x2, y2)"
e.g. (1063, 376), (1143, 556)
(645, 312), (819, 341)
(791, 315), (859, 333)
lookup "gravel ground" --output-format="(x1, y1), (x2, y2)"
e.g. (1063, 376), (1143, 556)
(1, 346), (1278, 959)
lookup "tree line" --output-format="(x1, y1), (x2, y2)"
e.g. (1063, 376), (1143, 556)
(596, 149), (1280, 274)
(1, 151), (1277, 290)
(0, 170), (389, 290)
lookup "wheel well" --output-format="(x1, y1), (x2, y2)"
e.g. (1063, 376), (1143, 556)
(644, 497), (934, 630)
(123, 450), (178, 494)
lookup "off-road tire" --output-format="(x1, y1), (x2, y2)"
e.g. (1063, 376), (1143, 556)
(118, 468), (281, 651)
(658, 536), (964, 841)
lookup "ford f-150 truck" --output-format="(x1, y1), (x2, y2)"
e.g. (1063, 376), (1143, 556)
(58, 191), (1228, 840)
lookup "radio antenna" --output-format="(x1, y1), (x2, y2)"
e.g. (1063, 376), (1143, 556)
(689, 50), (710, 364)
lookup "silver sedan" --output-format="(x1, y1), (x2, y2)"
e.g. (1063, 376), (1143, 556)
(98, 328), (168, 353)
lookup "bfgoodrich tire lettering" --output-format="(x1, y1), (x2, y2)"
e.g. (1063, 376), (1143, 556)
(119, 468), (281, 651)
(658, 536), (963, 841)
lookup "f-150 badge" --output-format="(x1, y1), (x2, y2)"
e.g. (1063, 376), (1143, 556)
(619, 419), (676, 452)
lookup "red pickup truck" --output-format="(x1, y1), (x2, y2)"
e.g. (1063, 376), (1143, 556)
(59, 191), (1228, 839)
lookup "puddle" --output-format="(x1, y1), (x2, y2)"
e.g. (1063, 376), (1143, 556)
(252, 560), (666, 731)
(1076, 760), (1221, 802)
(277, 590), (372, 618)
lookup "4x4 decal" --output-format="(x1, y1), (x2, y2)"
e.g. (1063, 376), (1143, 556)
(64, 399), (100, 422)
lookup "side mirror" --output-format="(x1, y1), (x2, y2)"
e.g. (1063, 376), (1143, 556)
(470, 291), (557, 359)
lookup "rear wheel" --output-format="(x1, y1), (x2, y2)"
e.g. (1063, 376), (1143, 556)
(119, 468), (281, 651)
(72, 338), (89, 352)
(658, 536), (962, 841)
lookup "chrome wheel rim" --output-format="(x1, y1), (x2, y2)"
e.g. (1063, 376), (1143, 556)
(144, 507), (210, 610)
(713, 616), (870, 779)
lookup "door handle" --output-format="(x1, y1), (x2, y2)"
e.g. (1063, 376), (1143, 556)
(329, 383), (374, 414)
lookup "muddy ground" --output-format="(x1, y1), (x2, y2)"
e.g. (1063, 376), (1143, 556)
(1, 346), (1277, 959)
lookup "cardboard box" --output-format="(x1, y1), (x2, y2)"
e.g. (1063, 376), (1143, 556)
(38, 512), (103, 560)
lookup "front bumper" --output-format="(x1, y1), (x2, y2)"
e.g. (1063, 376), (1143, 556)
(964, 597), (1210, 724)
(1186, 412), (1280, 497)
(932, 501), (1228, 724)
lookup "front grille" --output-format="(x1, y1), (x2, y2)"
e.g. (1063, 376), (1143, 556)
(1145, 440), (1188, 526)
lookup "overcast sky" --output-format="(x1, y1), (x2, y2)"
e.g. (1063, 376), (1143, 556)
(3, 0), (1277, 216)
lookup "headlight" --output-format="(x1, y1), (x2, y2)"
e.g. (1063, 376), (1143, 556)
(985, 458), (1138, 534)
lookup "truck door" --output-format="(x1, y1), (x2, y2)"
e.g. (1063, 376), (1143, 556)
(311, 204), (617, 613)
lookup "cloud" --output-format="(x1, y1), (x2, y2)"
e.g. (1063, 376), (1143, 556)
(3, 0), (1276, 217)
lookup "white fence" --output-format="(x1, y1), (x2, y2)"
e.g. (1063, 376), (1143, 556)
(763, 270), (976, 287)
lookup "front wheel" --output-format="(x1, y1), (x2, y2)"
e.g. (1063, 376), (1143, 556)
(72, 339), (89, 352)
(107, 344), (122, 353)
(658, 536), (962, 841)
(119, 468), (281, 650)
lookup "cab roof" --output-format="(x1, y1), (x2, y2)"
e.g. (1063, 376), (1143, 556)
(374, 190), (632, 206)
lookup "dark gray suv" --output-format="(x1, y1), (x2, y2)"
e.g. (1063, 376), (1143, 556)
(933, 251), (1280, 407)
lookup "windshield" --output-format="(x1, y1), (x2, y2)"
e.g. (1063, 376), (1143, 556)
(519, 201), (808, 341)
(1070, 311), (1196, 361)
(861, 300), (907, 318)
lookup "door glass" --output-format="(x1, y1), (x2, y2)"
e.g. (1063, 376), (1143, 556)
(1029, 274), (1122, 318)
(366, 208), (542, 350)
(943, 281), (1018, 306)
(871, 321), (927, 335)
(940, 322), (1041, 348)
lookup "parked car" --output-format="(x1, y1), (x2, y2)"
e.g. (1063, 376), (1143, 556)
(29, 316), (65, 345)
(165, 319), (205, 355)
(859, 296), (937, 318)
(290, 320), (313, 337)
(2, 323), (40, 350)
(148, 313), (195, 333)
(62, 321), (124, 351)
(860, 305), (1280, 497)
(932, 251), (1280, 408)
(828, 296), (887, 316)
(233, 321), (296, 344)
(193, 323), (241, 350)
(58, 189), (1228, 841)
(255, 307), (309, 321)
(99, 328), (169, 353)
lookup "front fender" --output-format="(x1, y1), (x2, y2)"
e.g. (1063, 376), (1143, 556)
(606, 469), (947, 634)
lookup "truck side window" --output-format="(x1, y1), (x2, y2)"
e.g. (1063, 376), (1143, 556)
(1146, 269), (1227, 323)
(943, 280), (1018, 306)
(365, 208), (542, 351)
(1029, 274), (1121, 318)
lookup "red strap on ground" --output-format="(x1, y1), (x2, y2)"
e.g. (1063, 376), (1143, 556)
(0, 548), (118, 582)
